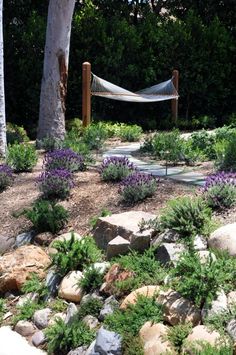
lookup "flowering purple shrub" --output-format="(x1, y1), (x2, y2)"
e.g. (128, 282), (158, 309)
(203, 172), (236, 209)
(0, 164), (14, 192)
(100, 156), (136, 182)
(44, 148), (85, 172)
(119, 172), (158, 203)
(37, 168), (75, 199)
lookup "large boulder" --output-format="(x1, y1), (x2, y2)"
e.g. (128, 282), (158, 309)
(58, 271), (83, 303)
(183, 325), (221, 352)
(120, 285), (160, 310)
(0, 245), (50, 292)
(154, 243), (186, 266)
(139, 321), (175, 355)
(87, 327), (122, 355)
(93, 211), (155, 251)
(208, 223), (236, 256)
(100, 264), (134, 295)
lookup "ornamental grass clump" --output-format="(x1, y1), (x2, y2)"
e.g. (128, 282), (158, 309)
(37, 168), (75, 199)
(0, 164), (14, 192)
(100, 156), (136, 182)
(119, 172), (157, 203)
(203, 172), (236, 210)
(44, 148), (86, 172)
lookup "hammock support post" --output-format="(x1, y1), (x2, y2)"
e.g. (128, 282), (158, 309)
(82, 62), (91, 127)
(171, 70), (179, 123)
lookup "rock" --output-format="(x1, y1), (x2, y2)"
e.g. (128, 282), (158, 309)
(48, 232), (82, 254)
(92, 262), (110, 274)
(0, 235), (15, 255)
(100, 264), (134, 295)
(93, 211), (155, 251)
(15, 320), (36, 337)
(151, 229), (180, 246)
(45, 269), (62, 297)
(99, 295), (119, 321)
(154, 243), (186, 266)
(33, 308), (52, 329)
(208, 223), (236, 256)
(58, 271), (84, 303)
(139, 321), (175, 355)
(227, 291), (236, 310)
(48, 312), (66, 326)
(157, 289), (201, 326)
(4, 292), (15, 300)
(193, 235), (207, 251)
(0, 245), (50, 292)
(227, 319), (236, 341)
(83, 315), (99, 330)
(34, 232), (54, 246)
(120, 285), (160, 310)
(67, 347), (88, 355)
(0, 326), (46, 354)
(202, 290), (228, 319)
(15, 231), (35, 248)
(17, 292), (39, 307)
(31, 330), (47, 347)
(184, 325), (221, 352)
(88, 327), (122, 355)
(107, 236), (131, 259)
(65, 303), (78, 324)
(198, 250), (216, 264)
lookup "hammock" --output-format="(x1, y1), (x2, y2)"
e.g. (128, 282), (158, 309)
(91, 73), (178, 103)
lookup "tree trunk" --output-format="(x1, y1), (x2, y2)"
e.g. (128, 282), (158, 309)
(37, 0), (75, 141)
(0, 0), (6, 157)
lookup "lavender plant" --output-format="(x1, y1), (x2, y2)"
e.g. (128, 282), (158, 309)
(37, 168), (75, 199)
(0, 164), (14, 192)
(100, 156), (136, 182)
(119, 172), (157, 203)
(44, 148), (85, 172)
(203, 172), (236, 210)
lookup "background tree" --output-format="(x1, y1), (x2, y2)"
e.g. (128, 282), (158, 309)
(0, 0), (6, 157)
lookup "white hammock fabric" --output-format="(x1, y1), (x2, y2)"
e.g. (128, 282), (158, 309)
(91, 73), (178, 103)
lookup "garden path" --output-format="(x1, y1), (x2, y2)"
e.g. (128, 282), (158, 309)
(103, 143), (206, 186)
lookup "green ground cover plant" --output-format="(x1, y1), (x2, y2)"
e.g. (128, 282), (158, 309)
(79, 265), (104, 293)
(7, 143), (38, 172)
(167, 323), (192, 352)
(21, 273), (49, 301)
(77, 297), (103, 319)
(118, 124), (142, 142)
(12, 300), (45, 325)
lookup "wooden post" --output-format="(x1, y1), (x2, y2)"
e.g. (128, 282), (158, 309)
(171, 69), (179, 124)
(82, 62), (91, 127)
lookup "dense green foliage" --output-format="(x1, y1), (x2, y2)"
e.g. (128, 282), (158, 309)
(0, 299), (6, 324)
(167, 323), (192, 352)
(7, 143), (38, 172)
(79, 265), (104, 293)
(77, 297), (103, 319)
(24, 200), (69, 233)
(21, 273), (49, 300)
(4, 1), (236, 132)
(6, 123), (29, 144)
(13, 300), (45, 325)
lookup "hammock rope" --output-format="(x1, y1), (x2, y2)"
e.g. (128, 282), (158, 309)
(91, 73), (178, 103)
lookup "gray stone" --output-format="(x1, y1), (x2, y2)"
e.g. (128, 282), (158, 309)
(0, 235), (15, 255)
(32, 330), (47, 347)
(92, 262), (110, 274)
(82, 315), (99, 330)
(93, 211), (155, 251)
(154, 243), (186, 265)
(89, 327), (122, 355)
(193, 235), (207, 251)
(99, 295), (119, 321)
(198, 250), (216, 264)
(226, 319), (236, 341)
(80, 293), (104, 306)
(33, 308), (52, 329)
(202, 290), (228, 319)
(208, 223), (236, 256)
(15, 320), (36, 337)
(15, 231), (35, 247)
(107, 236), (130, 259)
(227, 291), (236, 310)
(65, 303), (78, 324)
(17, 292), (39, 307)
(151, 229), (180, 246)
(67, 347), (87, 355)
(45, 269), (62, 297)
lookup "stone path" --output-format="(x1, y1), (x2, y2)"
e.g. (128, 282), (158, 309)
(103, 143), (206, 186)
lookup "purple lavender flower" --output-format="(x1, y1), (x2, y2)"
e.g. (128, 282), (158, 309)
(44, 148), (85, 172)
(37, 168), (75, 199)
(203, 171), (236, 191)
(0, 164), (14, 191)
(100, 156), (136, 181)
(119, 172), (158, 203)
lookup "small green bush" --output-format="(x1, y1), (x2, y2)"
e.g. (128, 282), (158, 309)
(167, 323), (192, 352)
(118, 124), (142, 142)
(82, 123), (108, 150)
(66, 118), (83, 134)
(215, 132), (236, 171)
(122, 334), (144, 355)
(187, 130), (216, 160)
(36, 136), (63, 151)
(159, 196), (212, 238)
(13, 301), (45, 325)
(184, 341), (233, 355)
(79, 265), (104, 293)
(6, 123), (29, 144)
(63, 130), (92, 162)
(77, 297), (103, 319)
(205, 184), (236, 210)
(7, 143), (38, 172)
(50, 234), (103, 276)
(21, 273), (49, 300)
(24, 200), (69, 234)
(100, 156), (136, 182)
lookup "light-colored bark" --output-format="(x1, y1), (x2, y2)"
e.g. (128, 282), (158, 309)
(37, 0), (76, 141)
(0, 0), (6, 157)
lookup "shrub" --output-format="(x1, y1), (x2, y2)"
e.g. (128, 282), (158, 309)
(44, 148), (86, 172)
(50, 234), (103, 276)
(166, 323), (192, 352)
(100, 156), (136, 182)
(119, 172), (157, 203)
(36, 136), (63, 151)
(6, 123), (29, 144)
(37, 168), (75, 199)
(187, 130), (216, 160)
(118, 124), (142, 142)
(45, 318), (95, 355)
(159, 196), (212, 237)
(122, 334), (144, 355)
(21, 273), (49, 300)
(7, 143), (38, 172)
(184, 341), (233, 355)
(24, 200), (68, 233)
(82, 123), (108, 150)
(77, 297), (103, 319)
(215, 131), (236, 171)
(104, 295), (163, 336)
(63, 130), (93, 163)
(203, 172), (236, 210)
(204, 304), (236, 336)
(0, 164), (14, 192)
(79, 265), (104, 293)
(13, 300), (45, 325)
(66, 118), (83, 133)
